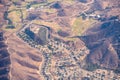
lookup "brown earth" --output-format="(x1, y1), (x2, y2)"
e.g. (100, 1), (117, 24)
(4, 32), (43, 80)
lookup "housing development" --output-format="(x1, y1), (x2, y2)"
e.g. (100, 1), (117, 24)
(0, 0), (120, 80)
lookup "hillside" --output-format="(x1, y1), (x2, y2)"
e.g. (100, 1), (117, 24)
(0, 0), (120, 80)
(0, 30), (10, 80)
(79, 20), (120, 72)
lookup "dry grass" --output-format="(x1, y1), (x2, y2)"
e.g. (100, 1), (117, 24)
(2, 10), (23, 32)
(47, 0), (56, 3)
(21, 9), (28, 19)
(2, 22), (23, 34)
(62, 0), (75, 4)
(8, 11), (21, 23)
(5, 33), (43, 80)
(43, 8), (56, 13)
(72, 17), (96, 36)
(8, 5), (17, 12)
(32, 20), (61, 31)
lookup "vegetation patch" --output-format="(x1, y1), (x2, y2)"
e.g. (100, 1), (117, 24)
(57, 30), (69, 37)
(43, 8), (56, 13)
(72, 17), (96, 36)
(84, 63), (100, 71)
(8, 10), (21, 23)
(32, 20), (61, 31)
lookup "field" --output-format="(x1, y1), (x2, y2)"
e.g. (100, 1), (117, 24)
(8, 10), (21, 23)
(72, 17), (96, 36)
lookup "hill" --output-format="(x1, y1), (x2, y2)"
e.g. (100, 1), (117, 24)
(79, 20), (120, 72)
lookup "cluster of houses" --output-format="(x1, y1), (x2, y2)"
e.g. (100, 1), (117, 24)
(17, 25), (120, 80)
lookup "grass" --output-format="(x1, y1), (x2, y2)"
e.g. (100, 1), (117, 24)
(30, 3), (45, 8)
(72, 17), (96, 36)
(8, 5), (17, 12)
(48, 0), (75, 3)
(62, 0), (75, 4)
(3, 10), (22, 32)
(47, 0), (56, 3)
(2, 24), (22, 33)
(21, 9), (28, 19)
(43, 8), (56, 13)
(65, 37), (77, 41)
(32, 20), (61, 31)
(28, 2), (48, 9)
(11, 0), (19, 3)
(8, 10), (21, 23)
